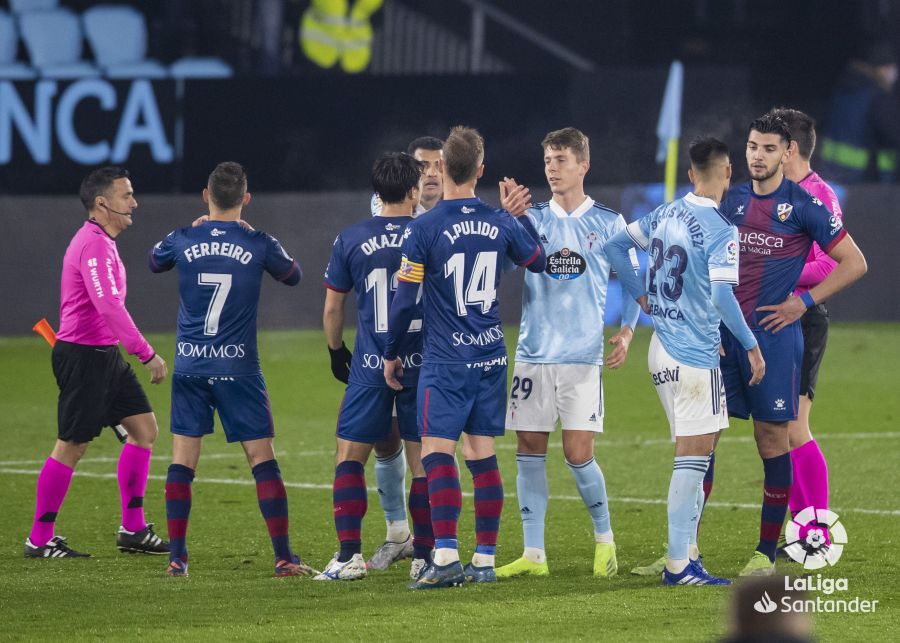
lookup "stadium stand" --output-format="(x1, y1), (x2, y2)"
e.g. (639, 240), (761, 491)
(18, 7), (100, 78)
(82, 5), (167, 79)
(0, 9), (36, 79)
(8, 0), (59, 12)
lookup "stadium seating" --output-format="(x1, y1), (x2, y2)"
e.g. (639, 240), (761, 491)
(8, 0), (58, 13)
(18, 8), (99, 78)
(169, 57), (234, 79)
(82, 5), (167, 79)
(0, 9), (36, 79)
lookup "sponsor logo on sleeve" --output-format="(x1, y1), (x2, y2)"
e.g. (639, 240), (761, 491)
(829, 215), (843, 235)
(726, 240), (738, 265)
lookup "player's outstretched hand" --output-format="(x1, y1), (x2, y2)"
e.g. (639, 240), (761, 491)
(384, 357), (404, 391)
(756, 295), (806, 333)
(145, 354), (167, 384)
(606, 326), (633, 369)
(499, 177), (532, 217)
(747, 345), (765, 386)
(637, 295), (650, 315)
(328, 342), (352, 384)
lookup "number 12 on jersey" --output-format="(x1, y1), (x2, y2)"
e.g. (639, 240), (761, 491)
(444, 251), (498, 316)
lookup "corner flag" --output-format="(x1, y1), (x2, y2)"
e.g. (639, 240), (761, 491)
(656, 60), (683, 203)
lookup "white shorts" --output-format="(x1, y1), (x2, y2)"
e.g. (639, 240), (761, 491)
(506, 362), (604, 433)
(648, 333), (728, 440)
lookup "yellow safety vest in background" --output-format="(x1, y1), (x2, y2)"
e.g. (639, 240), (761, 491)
(300, 0), (383, 73)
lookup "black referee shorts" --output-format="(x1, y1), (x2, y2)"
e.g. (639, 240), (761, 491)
(799, 303), (829, 400)
(51, 340), (153, 443)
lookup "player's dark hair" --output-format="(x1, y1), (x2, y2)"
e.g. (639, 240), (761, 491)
(442, 126), (485, 185)
(768, 107), (816, 159)
(407, 136), (444, 155)
(748, 113), (792, 145)
(79, 166), (129, 212)
(688, 136), (729, 172)
(372, 152), (424, 204)
(542, 127), (590, 162)
(208, 162), (247, 209)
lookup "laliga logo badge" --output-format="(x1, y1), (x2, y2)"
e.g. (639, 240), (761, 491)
(370, 193), (383, 217)
(783, 506), (847, 570)
(753, 591), (778, 614)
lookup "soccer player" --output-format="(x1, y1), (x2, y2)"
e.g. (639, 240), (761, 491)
(364, 136), (445, 572)
(721, 114), (867, 576)
(24, 167), (169, 559)
(607, 137), (765, 585)
(768, 108), (841, 544)
(150, 162), (313, 578)
(493, 127), (640, 580)
(384, 126), (546, 589)
(318, 152), (430, 581)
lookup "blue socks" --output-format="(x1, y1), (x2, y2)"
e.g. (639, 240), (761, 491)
(516, 454), (548, 551)
(668, 456), (708, 562)
(374, 447), (407, 524)
(567, 457), (612, 538)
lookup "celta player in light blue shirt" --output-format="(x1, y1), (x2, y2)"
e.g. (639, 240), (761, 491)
(606, 137), (765, 586)
(495, 127), (641, 580)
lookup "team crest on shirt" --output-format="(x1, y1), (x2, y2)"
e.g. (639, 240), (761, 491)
(776, 203), (793, 221)
(585, 230), (600, 250)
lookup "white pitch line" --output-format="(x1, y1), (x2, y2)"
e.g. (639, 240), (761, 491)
(1, 431), (896, 467)
(1, 467), (897, 517)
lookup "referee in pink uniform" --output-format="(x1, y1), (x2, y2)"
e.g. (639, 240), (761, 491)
(25, 167), (169, 558)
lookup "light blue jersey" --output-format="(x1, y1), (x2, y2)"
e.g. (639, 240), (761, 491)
(625, 192), (739, 369)
(516, 197), (638, 366)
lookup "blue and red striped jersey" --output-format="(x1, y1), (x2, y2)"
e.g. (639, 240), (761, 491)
(723, 178), (846, 328)
(324, 215), (422, 387)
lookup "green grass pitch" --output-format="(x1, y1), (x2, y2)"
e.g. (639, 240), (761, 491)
(0, 324), (897, 641)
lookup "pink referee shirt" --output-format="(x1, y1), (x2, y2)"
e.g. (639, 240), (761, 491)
(795, 171), (844, 297)
(56, 220), (154, 362)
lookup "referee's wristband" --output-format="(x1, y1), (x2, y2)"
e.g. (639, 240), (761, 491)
(799, 291), (816, 309)
(141, 352), (157, 365)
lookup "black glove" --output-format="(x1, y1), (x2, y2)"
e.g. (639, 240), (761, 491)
(328, 342), (352, 384)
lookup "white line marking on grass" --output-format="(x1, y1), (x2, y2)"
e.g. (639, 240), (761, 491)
(1, 431), (896, 467)
(1, 467), (898, 517)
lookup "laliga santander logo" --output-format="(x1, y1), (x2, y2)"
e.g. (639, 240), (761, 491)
(754, 592), (778, 614)
(783, 506), (848, 570)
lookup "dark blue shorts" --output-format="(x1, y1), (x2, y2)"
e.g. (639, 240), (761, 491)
(171, 373), (274, 443)
(720, 323), (803, 423)
(418, 358), (508, 441)
(337, 383), (419, 444)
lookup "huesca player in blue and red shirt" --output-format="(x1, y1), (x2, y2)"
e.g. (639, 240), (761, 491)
(384, 126), (546, 589)
(150, 162), (312, 579)
(318, 151), (430, 582)
(722, 114), (867, 577)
